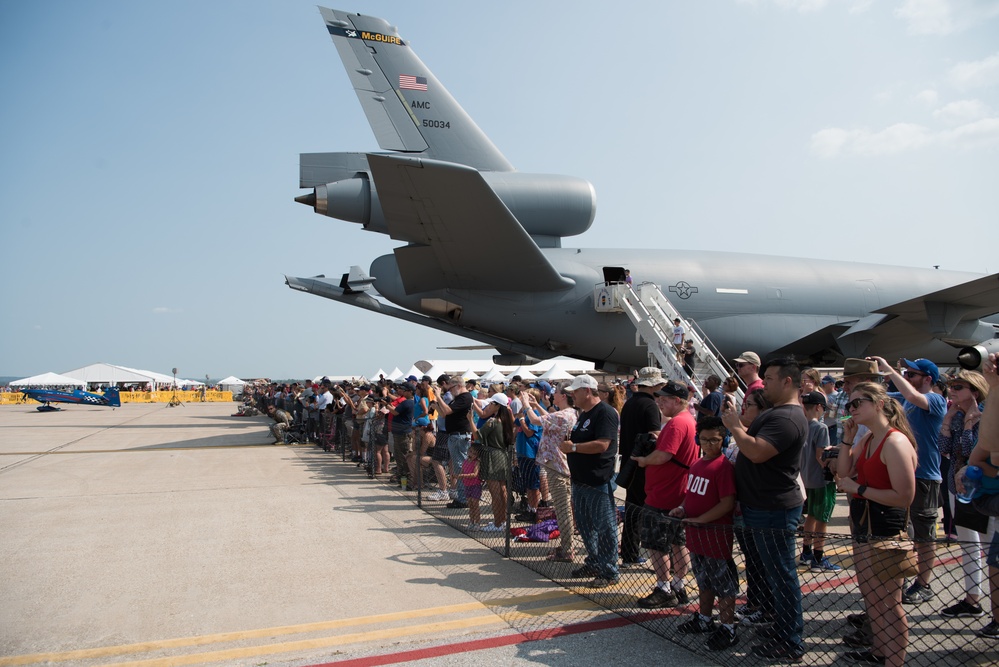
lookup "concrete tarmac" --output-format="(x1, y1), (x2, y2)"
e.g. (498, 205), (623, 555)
(0, 402), (709, 667)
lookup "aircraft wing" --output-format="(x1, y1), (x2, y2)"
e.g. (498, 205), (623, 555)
(367, 153), (575, 293)
(874, 273), (999, 345)
(873, 272), (999, 336)
(319, 7), (512, 171)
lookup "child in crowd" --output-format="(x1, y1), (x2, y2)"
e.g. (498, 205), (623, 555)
(458, 443), (483, 529)
(670, 416), (739, 650)
(799, 391), (843, 572)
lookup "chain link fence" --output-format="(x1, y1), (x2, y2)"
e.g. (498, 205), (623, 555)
(380, 459), (997, 666)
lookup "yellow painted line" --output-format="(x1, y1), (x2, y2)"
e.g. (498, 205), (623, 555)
(92, 601), (599, 667)
(0, 590), (579, 667)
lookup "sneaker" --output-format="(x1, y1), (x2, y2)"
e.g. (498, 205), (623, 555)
(940, 599), (986, 618)
(799, 553), (816, 567)
(843, 628), (873, 648)
(705, 625), (739, 650)
(426, 490), (449, 501)
(446, 499), (467, 509)
(678, 613), (716, 634)
(976, 620), (999, 638)
(588, 576), (619, 589)
(734, 604), (755, 622)
(621, 557), (648, 567)
(570, 564), (598, 578)
(750, 643), (804, 662)
(846, 612), (868, 629)
(480, 523), (506, 532)
(673, 586), (690, 606)
(843, 650), (886, 665)
(636, 587), (678, 609)
(902, 581), (935, 605)
(465, 523), (482, 531)
(739, 609), (773, 627)
(811, 556), (843, 573)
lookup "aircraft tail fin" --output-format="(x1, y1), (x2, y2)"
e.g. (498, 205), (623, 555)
(104, 387), (121, 407)
(319, 7), (513, 172)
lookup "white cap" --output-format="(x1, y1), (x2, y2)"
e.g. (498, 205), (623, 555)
(565, 374), (598, 391)
(488, 393), (509, 407)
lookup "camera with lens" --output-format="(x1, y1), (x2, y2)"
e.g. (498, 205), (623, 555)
(820, 447), (840, 461)
(616, 433), (659, 490)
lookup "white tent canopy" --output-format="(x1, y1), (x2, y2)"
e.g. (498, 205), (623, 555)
(218, 375), (246, 386)
(62, 363), (158, 386)
(537, 362), (576, 381)
(479, 366), (506, 383)
(506, 365), (538, 381)
(461, 369), (480, 381)
(10, 372), (86, 388)
(370, 369), (388, 382)
(386, 367), (404, 381)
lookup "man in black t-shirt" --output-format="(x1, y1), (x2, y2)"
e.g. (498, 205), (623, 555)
(619, 367), (665, 564)
(722, 358), (807, 661)
(560, 374), (621, 588)
(435, 375), (476, 508)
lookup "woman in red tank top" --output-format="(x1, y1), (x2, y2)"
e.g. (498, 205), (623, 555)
(836, 382), (918, 667)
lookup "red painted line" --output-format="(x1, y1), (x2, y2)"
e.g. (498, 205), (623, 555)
(302, 614), (638, 667)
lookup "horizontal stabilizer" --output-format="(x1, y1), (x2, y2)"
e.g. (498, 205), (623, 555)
(367, 153), (575, 293)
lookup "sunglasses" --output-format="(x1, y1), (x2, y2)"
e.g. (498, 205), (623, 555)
(903, 370), (926, 378)
(949, 384), (967, 391)
(847, 397), (874, 410)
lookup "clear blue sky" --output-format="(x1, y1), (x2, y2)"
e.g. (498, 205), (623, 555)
(2, 0), (996, 381)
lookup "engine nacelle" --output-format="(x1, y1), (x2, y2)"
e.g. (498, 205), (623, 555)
(296, 154), (595, 240)
(958, 338), (999, 370)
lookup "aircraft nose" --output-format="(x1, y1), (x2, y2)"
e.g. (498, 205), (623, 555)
(294, 192), (317, 208)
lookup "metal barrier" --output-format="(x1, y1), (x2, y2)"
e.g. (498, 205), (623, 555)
(0, 390), (234, 405)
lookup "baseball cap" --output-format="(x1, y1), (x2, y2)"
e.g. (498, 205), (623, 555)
(487, 393), (509, 407)
(903, 358), (940, 383)
(734, 351), (761, 367)
(405, 375), (418, 383)
(655, 380), (689, 400)
(565, 374), (598, 391)
(420, 375), (432, 383)
(801, 391), (827, 408)
(820, 375), (836, 385)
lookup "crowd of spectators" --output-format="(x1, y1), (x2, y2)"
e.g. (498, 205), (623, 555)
(240, 351), (999, 664)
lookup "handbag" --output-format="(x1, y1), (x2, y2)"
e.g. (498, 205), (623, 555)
(864, 502), (919, 582)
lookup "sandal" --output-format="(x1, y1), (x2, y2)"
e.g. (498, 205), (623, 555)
(546, 548), (573, 563)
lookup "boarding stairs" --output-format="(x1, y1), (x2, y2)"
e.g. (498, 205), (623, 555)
(594, 280), (743, 403)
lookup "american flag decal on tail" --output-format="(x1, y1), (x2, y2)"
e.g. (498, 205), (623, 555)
(399, 75), (428, 91)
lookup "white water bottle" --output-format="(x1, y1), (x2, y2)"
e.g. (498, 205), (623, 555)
(957, 466), (983, 504)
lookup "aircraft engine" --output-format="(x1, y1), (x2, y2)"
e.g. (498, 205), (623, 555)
(957, 338), (999, 370)
(295, 168), (595, 239)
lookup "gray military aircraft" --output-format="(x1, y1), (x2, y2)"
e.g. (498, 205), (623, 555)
(288, 7), (999, 373)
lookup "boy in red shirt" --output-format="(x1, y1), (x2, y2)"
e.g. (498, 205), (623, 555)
(670, 416), (739, 650)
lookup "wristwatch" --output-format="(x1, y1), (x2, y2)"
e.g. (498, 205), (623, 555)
(571, 443), (577, 453)
(857, 484), (868, 498)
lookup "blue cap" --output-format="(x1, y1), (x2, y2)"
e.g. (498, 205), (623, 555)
(820, 375), (836, 385)
(902, 358), (939, 383)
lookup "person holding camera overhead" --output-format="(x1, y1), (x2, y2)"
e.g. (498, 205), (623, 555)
(632, 380), (700, 608)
